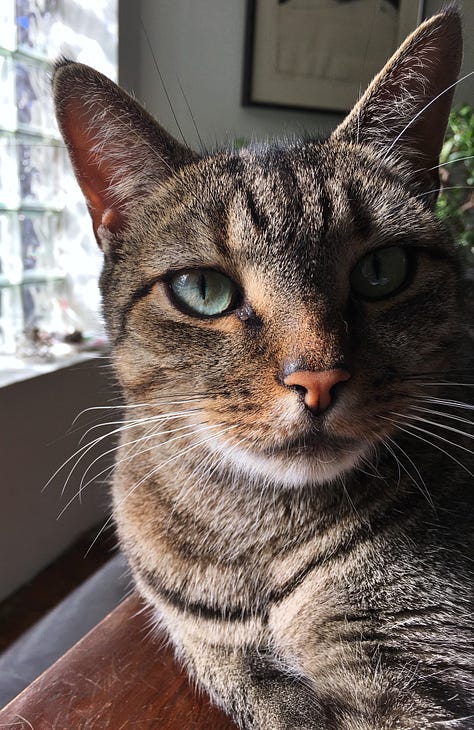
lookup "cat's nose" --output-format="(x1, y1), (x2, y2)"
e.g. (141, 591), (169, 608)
(283, 368), (351, 413)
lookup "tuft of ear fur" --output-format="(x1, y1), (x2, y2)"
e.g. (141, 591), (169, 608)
(332, 8), (462, 191)
(52, 60), (198, 245)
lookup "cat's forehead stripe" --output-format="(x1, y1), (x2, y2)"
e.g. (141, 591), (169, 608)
(344, 180), (372, 240)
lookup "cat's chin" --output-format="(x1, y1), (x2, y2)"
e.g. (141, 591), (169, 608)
(209, 435), (371, 488)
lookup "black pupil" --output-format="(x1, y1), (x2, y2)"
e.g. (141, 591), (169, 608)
(373, 253), (381, 281)
(199, 273), (207, 300)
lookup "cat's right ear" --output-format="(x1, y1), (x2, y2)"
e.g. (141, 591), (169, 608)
(331, 9), (462, 193)
(53, 60), (198, 247)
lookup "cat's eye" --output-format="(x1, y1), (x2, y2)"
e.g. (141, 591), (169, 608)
(168, 269), (239, 317)
(350, 246), (409, 300)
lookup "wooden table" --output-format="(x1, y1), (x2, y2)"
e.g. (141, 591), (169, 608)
(0, 594), (236, 729)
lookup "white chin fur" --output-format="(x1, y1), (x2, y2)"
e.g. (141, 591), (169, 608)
(207, 437), (370, 488)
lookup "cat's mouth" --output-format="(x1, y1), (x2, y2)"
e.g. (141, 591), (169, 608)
(220, 429), (370, 487)
(263, 431), (361, 458)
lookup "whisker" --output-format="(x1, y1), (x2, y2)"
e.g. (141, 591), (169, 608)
(177, 75), (204, 152)
(71, 396), (205, 425)
(411, 185), (474, 203)
(58, 422), (219, 519)
(409, 405), (474, 427)
(391, 418), (474, 455)
(381, 416), (474, 478)
(390, 412), (474, 443)
(413, 396), (474, 412)
(384, 69), (474, 159)
(77, 420), (209, 500)
(422, 154), (474, 174)
(406, 380), (474, 388)
(79, 409), (200, 443)
(380, 437), (401, 486)
(45, 413), (192, 496)
(429, 715), (474, 727)
(384, 435), (435, 510)
(139, 17), (189, 148)
(85, 424), (238, 556)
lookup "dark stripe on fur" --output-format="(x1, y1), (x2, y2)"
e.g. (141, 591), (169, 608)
(345, 181), (372, 238)
(320, 184), (333, 237)
(277, 153), (304, 241)
(115, 277), (160, 345)
(269, 485), (429, 605)
(245, 187), (269, 233)
(141, 569), (266, 622)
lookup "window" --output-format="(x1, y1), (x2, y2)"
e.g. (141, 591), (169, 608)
(0, 0), (117, 368)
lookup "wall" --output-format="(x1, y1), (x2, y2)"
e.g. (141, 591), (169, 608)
(0, 359), (116, 601)
(119, 0), (473, 150)
(119, 0), (343, 149)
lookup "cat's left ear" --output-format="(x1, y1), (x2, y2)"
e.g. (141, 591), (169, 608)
(332, 8), (462, 192)
(53, 60), (199, 246)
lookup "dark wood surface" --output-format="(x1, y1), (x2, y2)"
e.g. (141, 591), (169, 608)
(0, 593), (236, 729)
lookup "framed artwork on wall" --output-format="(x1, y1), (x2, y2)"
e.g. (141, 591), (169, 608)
(243, 0), (425, 113)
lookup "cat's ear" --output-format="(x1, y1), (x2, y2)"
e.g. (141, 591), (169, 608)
(53, 60), (198, 246)
(332, 8), (462, 190)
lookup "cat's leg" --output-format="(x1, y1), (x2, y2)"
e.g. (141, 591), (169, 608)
(183, 642), (325, 730)
(180, 633), (473, 730)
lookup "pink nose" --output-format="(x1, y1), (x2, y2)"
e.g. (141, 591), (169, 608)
(283, 368), (351, 413)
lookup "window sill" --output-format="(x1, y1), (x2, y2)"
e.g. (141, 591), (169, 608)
(0, 350), (106, 389)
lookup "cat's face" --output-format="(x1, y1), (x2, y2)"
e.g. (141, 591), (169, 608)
(53, 10), (463, 487)
(98, 138), (461, 487)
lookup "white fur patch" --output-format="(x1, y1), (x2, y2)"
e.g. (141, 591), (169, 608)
(207, 433), (370, 489)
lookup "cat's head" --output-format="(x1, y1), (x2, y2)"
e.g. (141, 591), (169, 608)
(53, 10), (465, 487)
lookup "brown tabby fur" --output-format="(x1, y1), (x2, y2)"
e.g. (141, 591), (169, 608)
(53, 7), (473, 728)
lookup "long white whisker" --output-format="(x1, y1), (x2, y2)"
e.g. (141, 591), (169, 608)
(409, 405), (474, 427)
(58, 422), (220, 519)
(408, 380), (474, 388)
(421, 154), (474, 175)
(396, 420), (474, 455)
(380, 437), (401, 486)
(44, 419), (150, 494)
(430, 715), (474, 727)
(79, 410), (200, 443)
(391, 412), (474, 443)
(384, 434), (435, 510)
(71, 397), (204, 426)
(85, 424), (237, 556)
(409, 185), (474, 203)
(414, 396), (474, 412)
(77, 420), (210, 500)
(381, 416), (474, 478)
(47, 413), (196, 497)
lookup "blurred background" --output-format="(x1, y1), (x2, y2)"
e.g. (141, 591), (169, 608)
(0, 0), (472, 709)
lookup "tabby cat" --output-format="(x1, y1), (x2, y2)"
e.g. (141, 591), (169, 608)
(53, 8), (473, 728)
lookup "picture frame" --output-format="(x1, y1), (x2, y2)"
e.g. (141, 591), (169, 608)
(243, 0), (425, 114)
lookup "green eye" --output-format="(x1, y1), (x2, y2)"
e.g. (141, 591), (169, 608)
(169, 269), (239, 317)
(350, 246), (409, 300)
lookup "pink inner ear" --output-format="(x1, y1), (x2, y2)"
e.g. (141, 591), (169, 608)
(101, 208), (123, 233)
(60, 97), (125, 240)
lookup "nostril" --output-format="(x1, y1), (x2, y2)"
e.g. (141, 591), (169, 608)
(289, 383), (307, 399)
(328, 379), (345, 403)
